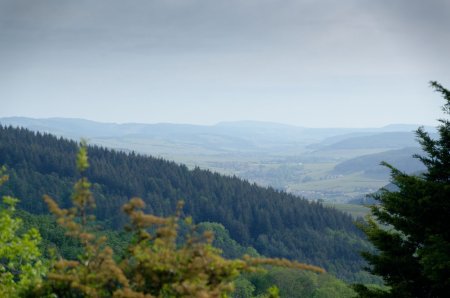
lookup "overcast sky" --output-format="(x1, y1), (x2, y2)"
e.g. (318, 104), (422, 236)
(1, 0), (449, 127)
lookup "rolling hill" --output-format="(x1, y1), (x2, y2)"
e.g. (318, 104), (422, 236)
(332, 147), (426, 179)
(311, 132), (418, 151)
(0, 125), (374, 282)
(0, 117), (433, 156)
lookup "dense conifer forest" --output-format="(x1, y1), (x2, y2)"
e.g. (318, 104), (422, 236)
(0, 125), (373, 282)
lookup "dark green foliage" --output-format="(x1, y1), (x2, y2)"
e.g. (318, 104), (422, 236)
(355, 82), (450, 297)
(0, 125), (370, 281)
(17, 210), (131, 261)
(17, 210), (82, 260)
(197, 222), (259, 259)
(235, 267), (356, 298)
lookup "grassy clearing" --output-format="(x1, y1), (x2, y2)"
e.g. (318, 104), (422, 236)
(292, 172), (387, 192)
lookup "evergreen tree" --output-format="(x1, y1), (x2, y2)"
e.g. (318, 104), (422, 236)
(354, 82), (450, 297)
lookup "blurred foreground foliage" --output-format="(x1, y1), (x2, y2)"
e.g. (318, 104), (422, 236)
(0, 167), (47, 297)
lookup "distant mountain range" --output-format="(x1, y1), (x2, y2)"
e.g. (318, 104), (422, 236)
(0, 117), (434, 155)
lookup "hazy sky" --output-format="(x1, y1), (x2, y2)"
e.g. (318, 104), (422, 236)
(1, 0), (449, 127)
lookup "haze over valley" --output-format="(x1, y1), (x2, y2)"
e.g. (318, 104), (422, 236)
(0, 117), (430, 203)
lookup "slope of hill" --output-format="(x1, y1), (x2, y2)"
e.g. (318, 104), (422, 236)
(332, 147), (426, 179)
(0, 125), (373, 282)
(0, 117), (433, 155)
(0, 117), (310, 154)
(314, 132), (418, 151)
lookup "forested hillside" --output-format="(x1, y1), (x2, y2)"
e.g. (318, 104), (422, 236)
(0, 125), (373, 282)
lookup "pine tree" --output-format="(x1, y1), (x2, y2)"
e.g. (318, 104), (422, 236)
(354, 82), (450, 297)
